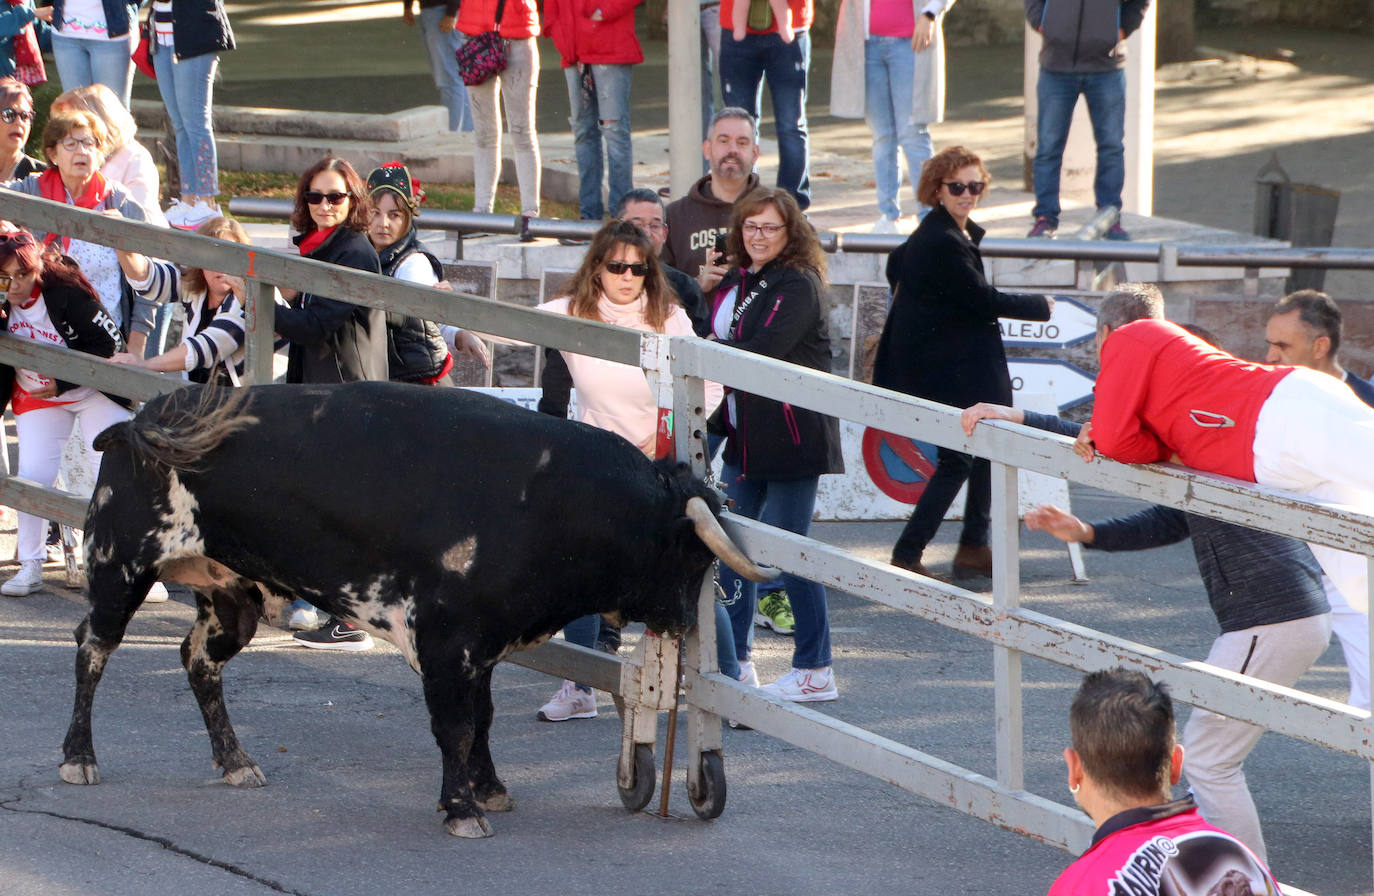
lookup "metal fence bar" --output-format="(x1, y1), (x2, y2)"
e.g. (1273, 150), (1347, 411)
(720, 516), (1374, 758)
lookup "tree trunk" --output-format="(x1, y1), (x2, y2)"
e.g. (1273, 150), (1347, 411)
(1155, 0), (1196, 65)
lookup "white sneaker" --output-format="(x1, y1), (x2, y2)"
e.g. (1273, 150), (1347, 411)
(760, 667), (838, 703)
(164, 199), (190, 229)
(871, 215), (899, 234)
(2, 560), (44, 596)
(179, 200), (220, 231)
(537, 679), (597, 722)
(288, 606), (321, 630)
(737, 660), (759, 687)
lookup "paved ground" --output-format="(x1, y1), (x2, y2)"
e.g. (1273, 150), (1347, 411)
(3, 9), (1372, 896)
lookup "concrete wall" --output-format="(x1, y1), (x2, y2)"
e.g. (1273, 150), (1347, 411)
(1198, 0), (1373, 29)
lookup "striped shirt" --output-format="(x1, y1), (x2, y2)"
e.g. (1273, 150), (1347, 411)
(153, 0), (174, 46)
(131, 259), (256, 382)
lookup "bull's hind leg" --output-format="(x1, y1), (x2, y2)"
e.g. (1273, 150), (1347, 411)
(467, 667), (512, 812)
(423, 670), (491, 837)
(60, 563), (158, 785)
(182, 586), (266, 787)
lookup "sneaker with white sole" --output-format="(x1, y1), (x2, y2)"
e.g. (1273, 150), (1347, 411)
(2, 559), (43, 596)
(179, 200), (220, 231)
(760, 666), (838, 703)
(288, 605), (322, 630)
(164, 199), (191, 229)
(143, 582), (169, 603)
(871, 214), (899, 234)
(737, 660), (759, 688)
(754, 589), (795, 635)
(293, 619), (374, 651)
(537, 679), (597, 721)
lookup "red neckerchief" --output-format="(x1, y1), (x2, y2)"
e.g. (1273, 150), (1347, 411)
(296, 225), (336, 257)
(38, 168), (112, 252)
(18, 283), (40, 310)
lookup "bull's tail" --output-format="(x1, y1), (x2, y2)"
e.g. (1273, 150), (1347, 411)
(95, 385), (259, 473)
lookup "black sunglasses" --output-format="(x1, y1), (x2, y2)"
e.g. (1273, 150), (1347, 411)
(0, 108), (33, 124)
(605, 260), (649, 276)
(943, 181), (986, 197)
(304, 190), (351, 206)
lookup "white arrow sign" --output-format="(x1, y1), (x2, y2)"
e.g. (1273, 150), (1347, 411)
(1009, 358), (1096, 410)
(1000, 296), (1096, 348)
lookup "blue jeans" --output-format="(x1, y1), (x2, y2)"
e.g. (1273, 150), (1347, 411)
(1032, 67), (1126, 225)
(152, 44), (219, 198)
(563, 63), (633, 221)
(52, 32), (136, 109)
(719, 29), (811, 211)
(418, 6), (473, 132)
(717, 462), (831, 669)
(865, 35), (933, 220)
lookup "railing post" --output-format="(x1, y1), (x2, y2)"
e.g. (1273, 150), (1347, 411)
(241, 279), (275, 386)
(991, 460), (1024, 791)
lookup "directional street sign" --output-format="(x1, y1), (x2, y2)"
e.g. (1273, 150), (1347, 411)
(999, 296), (1097, 348)
(1008, 357), (1097, 410)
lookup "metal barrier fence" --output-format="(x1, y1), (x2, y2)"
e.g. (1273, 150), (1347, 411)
(2, 192), (1371, 888)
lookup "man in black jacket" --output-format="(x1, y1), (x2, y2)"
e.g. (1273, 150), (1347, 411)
(961, 400), (1331, 866)
(1024, 0), (1150, 240)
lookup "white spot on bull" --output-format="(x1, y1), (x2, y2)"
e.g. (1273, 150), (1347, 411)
(345, 591), (419, 673)
(535, 449), (552, 472)
(442, 536), (478, 575)
(91, 486), (113, 510)
(154, 472), (206, 560)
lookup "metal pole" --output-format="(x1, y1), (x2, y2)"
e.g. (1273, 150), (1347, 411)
(991, 461), (1024, 790)
(241, 278), (275, 386)
(1123, 3), (1156, 216)
(667, 0), (704, 198)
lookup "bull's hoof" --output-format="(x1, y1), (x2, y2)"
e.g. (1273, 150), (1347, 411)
(479, 791), (514, 813)
(59, 761), (100, 785)
(444, 814), (493, 838)
(222, 764), (267, 788)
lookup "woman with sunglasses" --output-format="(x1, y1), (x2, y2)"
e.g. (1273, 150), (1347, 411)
(482, 220), (726, 720)
(6, 109), (156, 354)
(0, 229), (130, 596)
(276, 157), (384, 649)
(873, 145), (1053, 581)
(0, 78), (44, 182)
(710, 186), (843, 703)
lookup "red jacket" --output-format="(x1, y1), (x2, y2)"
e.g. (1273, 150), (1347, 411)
(457, 0), (539, 40)
(720, 0), (813, 35)
(543, 0), (643, 67)
(1047, 799), (1278, 896)
(1090, 319), (1291, 482)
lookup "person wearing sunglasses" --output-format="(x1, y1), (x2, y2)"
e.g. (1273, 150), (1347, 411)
(0, 78), (44, 183)
(6, 109), (157, 355)
(479, 220), (723, 721)
(710, 186), (843, 703)
(873, 145), (1053, 582)
(276, 156), (384, 650)
(0, 228), (131, 597)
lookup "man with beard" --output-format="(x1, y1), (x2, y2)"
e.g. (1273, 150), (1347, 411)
(661, 106), (762, 295)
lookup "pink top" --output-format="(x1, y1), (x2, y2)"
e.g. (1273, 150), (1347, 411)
(868, 0), (915, 38)
(538, 295), (721, 455)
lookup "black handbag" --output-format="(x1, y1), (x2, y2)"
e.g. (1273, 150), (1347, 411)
(455, 0), (508, 86)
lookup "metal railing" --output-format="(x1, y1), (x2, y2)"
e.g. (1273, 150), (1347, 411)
(1, 192), (1369, 889)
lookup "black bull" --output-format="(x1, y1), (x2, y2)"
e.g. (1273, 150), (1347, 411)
(60, 382), (773, 837)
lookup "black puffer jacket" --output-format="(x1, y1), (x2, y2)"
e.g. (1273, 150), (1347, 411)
(377, 227), (450, 384)
(277, 227), (387, 384)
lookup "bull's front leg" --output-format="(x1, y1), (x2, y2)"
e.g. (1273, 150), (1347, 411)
(182, 588), (265, 787)
(60, 617), (115, 785)
(422, 670), (490, 837)
(467, 666), (512, 813)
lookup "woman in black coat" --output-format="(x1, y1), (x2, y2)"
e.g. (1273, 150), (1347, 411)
(873, 146), (1053, 580)
(275, 156), (386, 387)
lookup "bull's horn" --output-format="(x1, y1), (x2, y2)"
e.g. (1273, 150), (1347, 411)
(685, 497), (778, 583)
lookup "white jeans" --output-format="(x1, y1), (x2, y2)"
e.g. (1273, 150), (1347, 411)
(1184, 612), (1332, 864)
(1324, 575), (1370, 710)
(14, 392), (130, 562)
(466, 36), (541, 217)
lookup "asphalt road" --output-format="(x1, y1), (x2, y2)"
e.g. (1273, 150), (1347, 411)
(2, 485), (1370, 895)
